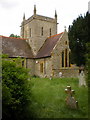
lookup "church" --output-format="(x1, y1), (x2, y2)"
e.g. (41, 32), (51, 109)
(1, 5), (79, 78)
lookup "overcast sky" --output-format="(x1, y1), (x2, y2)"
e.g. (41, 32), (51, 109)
(0, 0), (89, 36)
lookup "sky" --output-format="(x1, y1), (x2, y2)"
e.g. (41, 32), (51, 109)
(0, 0), (89, 37)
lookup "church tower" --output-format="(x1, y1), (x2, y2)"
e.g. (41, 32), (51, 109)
(20, 5), (58, 55)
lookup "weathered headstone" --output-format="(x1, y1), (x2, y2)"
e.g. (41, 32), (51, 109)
(79, 70), (86, 87)
(59, 72), (62, 78)
(65, 86), (78, 109)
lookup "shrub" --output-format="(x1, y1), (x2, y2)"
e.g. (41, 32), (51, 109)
(2, 60), (32, 120)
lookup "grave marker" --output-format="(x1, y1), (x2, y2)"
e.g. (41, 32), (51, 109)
(65, 86), (78, 109)
(79, 70), (86, 87)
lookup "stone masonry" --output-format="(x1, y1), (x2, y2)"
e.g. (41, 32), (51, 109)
(21, 5), (57, 55)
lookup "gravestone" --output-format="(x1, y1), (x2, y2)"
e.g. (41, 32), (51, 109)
(59, 72), (62, 78)
(65, 86), (78, 109)
(79, 70), (86, 87)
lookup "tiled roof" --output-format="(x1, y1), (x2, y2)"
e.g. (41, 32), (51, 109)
(1, 36), (33, 58)
(1, 32), (63, 59)
(35, 32), (63, 58)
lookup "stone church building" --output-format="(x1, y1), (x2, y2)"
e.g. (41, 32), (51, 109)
(1, 6), (79, 78)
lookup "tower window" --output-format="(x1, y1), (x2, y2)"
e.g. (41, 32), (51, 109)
(41, 27), (43, 36)
(50, 28), (51, 36)
(30, 28), (31, 37)
(25, 30), (27, 39)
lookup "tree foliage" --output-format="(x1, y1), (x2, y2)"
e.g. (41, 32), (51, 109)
(2, 60), (33, 120)
(9, 34), (20, 38)
(68, 12), (90, 66)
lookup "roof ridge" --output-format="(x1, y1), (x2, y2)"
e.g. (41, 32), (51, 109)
(36, 32), (64, 56)
(47, 32), (63, 39)
(0, 35), (26, 40)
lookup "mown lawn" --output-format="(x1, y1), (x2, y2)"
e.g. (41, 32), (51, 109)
(29, 77), (88, 118)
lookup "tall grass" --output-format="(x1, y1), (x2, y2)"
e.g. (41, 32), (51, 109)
(29, 78), (88, 118)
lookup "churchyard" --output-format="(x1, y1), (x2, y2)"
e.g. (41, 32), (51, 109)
(29, 77), (88, 118)
(2, 59), (89, 119)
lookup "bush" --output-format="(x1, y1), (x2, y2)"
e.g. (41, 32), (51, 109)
(2, 60), (32, 120)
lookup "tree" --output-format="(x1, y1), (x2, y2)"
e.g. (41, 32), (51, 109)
(9, 34), (20, 38)
(85, 42), (90, 86)
(68, 12), (90, 66)
(2, 59), (33, 120)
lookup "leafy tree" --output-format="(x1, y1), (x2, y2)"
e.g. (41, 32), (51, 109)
(2, 59), (33, 120)
(68, 12), (90, 66)
(9, 34), (20, 38)
(86, 42), (90, 86)
(9, 34), (15, 37)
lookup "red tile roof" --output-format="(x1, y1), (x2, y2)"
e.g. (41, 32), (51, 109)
(1, 36), (33, 58)
(35, 32), (63, 58)
(1, 32), (63, 59)
(0, 35), (27, 40)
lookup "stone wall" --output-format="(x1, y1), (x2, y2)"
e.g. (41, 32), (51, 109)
(51, 31), (79, 78)
(52, 31), (70, 70)
(34, 57), (52, 78)
(26, 58), (35, 76)
(53, 67), (79, 78)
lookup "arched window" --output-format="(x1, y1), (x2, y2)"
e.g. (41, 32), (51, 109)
(30, 28), (31, 37)
(65, 49), (67, 67)
(62, 51), (64, 67)
(50, 28), (51, 36)
(40, 63), (43, 73)
(65, 41), (67, 45)
(41, 27), (43, 36)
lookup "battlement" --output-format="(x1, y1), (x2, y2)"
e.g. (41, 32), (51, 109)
(21, 14), (57, 26)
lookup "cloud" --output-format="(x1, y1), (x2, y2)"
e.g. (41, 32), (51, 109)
(0, 0), (19, 9)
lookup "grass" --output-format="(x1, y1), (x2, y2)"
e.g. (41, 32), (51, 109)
(29, 77), (88, 118)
